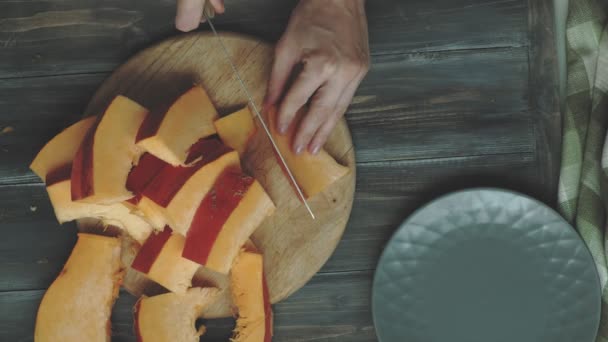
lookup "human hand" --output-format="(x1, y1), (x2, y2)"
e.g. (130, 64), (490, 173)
(175, 0), (225, 32)
(264, 0), (369, 154)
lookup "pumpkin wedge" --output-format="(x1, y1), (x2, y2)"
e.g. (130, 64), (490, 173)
(35, 234), (123, 342)
(266, 106), (349, 199)
(214, 106), (257, 156)
(182, 167), (275, 274)
(30, 116), (152, 243)
(136, 85), (218, 166)
(134, 287), (218, 342)
(72, 95), (148, 204)
(131, 227), (199, 294)
(138, 137), (240, 233)
(30, 116), (97, 181)
(230, 250), (273, 342)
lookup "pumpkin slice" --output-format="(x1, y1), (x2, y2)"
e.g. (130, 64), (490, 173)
(136, 85), (218, 166)
(30, 116), (152, 243)
(139, 137), (240, 233)
(230, 250), (273, 342)
(30, 116), (97, 181)
(46, 180), (152, 243)
(134, 287), (218, 342)
(181, 167), (275, 274)
(72, 95), (148, 204)
(35, 233), (123, 342)
(214, 106), (257, 156)
(131, 227), (199, 294)
(266, 106), (349, 199)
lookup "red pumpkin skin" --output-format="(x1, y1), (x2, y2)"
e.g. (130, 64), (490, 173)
(181, 167), (254, 265)
(45, 163), (72, 187)
(126, 153), (168, 204)
(131, 226), (173, 274)
(71, 123), (97, 200)
(136, 109), (166, 143)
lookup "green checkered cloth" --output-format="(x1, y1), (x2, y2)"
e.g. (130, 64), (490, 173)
(558, 0), (608, 340)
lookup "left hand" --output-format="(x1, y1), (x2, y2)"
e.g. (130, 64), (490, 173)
(264, 0), (370, 155)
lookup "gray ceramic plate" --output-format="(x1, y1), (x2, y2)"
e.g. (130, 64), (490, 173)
(372, 189), (601, 342)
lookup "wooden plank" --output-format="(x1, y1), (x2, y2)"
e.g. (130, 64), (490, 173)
(0, 184), (77, 292)
(0, 150), (544, 291)
(321, 152), (547, 273)
(350, 46), (533, 163)
(0, 73), (106, 185)
(0, 47), (533, 184)
(0, 271), (375, 342)
(527, 0), (561, 206)
(0, 0), (527, 78)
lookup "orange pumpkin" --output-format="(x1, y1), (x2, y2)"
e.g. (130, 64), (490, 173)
(35, 234), (123, 342)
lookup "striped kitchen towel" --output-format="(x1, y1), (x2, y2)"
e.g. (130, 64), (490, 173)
(558, 0), (608, 340)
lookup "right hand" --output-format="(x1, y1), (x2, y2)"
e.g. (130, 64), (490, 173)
(175, 0), (225, 32)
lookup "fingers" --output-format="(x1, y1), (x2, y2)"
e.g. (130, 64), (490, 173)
(276, 57), (331, 134)
(291, 78), (346, 154)
(265, 40), (299, 114)
(308, 80), (359, 154)
(209, 0), (225, 13)
(175, 0), (204, 32)
(176, 0), (225, 31)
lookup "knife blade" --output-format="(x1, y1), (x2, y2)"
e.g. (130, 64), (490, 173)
(203, 11), (316, 219)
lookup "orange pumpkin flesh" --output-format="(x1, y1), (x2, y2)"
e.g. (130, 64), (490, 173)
(182, 167), (275, 274)
(214, 106), (257, 156)
(136, 85), (218, 166)
(134, 287), (218, 342)
(230, 250), (273, 342)
(30, 116), (152, 243)
(71, 95), (148, 204)
(35, 234), (123, 342)
(131, 227), (199, 294)
(30, 116), (97, 182)
(266, 106), (349, 199)
(46, 180), (153, 243)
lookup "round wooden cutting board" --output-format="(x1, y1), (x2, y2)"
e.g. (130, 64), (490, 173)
(80, 32), (356, 318)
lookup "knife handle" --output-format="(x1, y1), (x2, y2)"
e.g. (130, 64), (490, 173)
(203, 1), (215, 19)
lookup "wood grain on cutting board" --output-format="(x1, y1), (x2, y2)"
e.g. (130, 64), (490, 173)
(79, 32), (356, 318)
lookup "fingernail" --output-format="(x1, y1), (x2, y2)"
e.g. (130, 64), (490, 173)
(295, 144), (303, 155)
(279, 123), (288, 134)
(311, 144), (320, 155)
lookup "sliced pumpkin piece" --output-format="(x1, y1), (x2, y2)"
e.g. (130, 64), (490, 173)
(139, 137), (240, 233)
(71, 95), (148, 204)
(214, 106), (257, 156)
(30, 116), (152, 243)
(30, 116), (97, 182)
(230, 250), (273, 342)
(134, 287), (218, 342)
(266, 105), (349, 199)
(182, 167), (275, 274)
(46, 180), (152, 243)
(131, 227), (199, 294)
(35, 233), (123, 342)
(136, 85), (218, 166)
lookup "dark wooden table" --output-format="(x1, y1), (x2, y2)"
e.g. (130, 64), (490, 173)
(0, 0), (559, 340)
